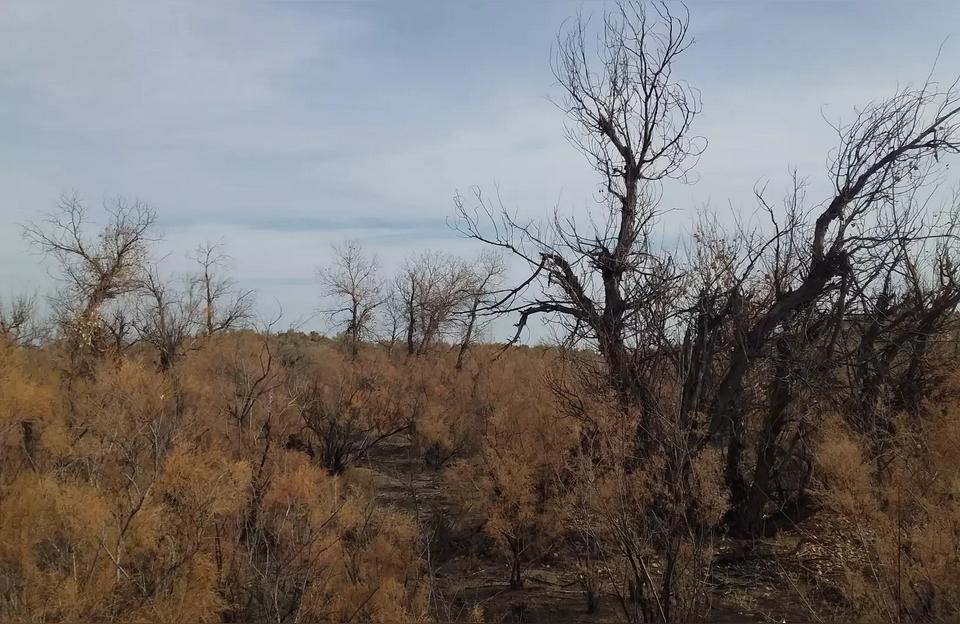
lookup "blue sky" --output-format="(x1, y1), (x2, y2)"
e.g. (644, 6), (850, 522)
(2, 1), (959, 332)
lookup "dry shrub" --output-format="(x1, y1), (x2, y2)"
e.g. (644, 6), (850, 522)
(410, 355), (486, 467)
(0, 333), (430, 623)
(563, 395), (727, 623)
(0, 338), (57, 472)
(295, 348), (418, 473)
(817, 408), (960, 623)
(222, 451), (428, 623)
(0, 474), (112, 621)
(0, 354), (248, 622)
(17, 317), (960, 624)
(178, 331), (293, 447)
(446, 350), (577, 589)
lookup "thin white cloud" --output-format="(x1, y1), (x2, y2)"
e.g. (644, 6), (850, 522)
(2, 1), (959, 333)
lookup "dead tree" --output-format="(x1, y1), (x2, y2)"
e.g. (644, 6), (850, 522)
(664, 82), (960, 536)
(23, 195), (156, 369)
(133, 266), (202, 371)
(705, 83), (960, 535)
(455, 250), (505, 370)
(382, 289), (405, 352)
(454, 0), (960, 546)
(394, 263), (419, 356)
(190, 242), (254, 337)
(455, 4), (717, 619)
(0, 294), (40, 345)
(394, 251), (472, 356)
(455, 0), (702, 423)
(318, 241), (383, 357)
(838, 210), (960, 436)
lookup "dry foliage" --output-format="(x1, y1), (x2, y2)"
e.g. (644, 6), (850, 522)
(446, 350), (576, 590)
(7, 2), (960, 623)
(816, 399), (960, 623)
(0, 335), (429, 623)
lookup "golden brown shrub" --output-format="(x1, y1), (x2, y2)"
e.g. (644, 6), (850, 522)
(296, 348), (420, 474)
(446, 350), (577, 589)
(15, 322), (960, 623)
(0, 334), (430, 623)
(0, 339), (57, 473)
(817, 409), (960, 623)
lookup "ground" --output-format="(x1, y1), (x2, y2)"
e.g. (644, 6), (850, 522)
(363, 439), (849, 623)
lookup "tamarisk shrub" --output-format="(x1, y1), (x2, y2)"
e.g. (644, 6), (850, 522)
(817, 405), (960, 623)
(446, 349), (576, 590)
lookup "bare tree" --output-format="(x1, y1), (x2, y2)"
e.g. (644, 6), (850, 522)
(23, 195), (157, 367)
(190, 242), (254, 337)
(394, 251), (473, 357)
(450, 7), (717, 618)
(133, 266), (202, 371)
(455, 250), (505, 370)
(700, 84), (960, 536)
(383, 289), (406, 352)
(0, 294), (41, 345)
(451, 10), (960, 614)
(455, 0), (702, 418)
(394, 261), (420, 356)
(103, 301), (139, 355)
(318, 241), (383, 356)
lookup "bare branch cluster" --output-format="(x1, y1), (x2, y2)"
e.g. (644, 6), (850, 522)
(23, 197), (254, 372)
(453, 1), (960, 619)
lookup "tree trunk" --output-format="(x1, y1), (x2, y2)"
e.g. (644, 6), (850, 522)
(508, 536), (524, 590)
(734, 339), (792, 536)
(456, 303), (478, 371)
(21, 420), (35, 464)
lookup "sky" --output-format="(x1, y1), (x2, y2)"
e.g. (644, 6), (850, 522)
(2, 1), (959, 334)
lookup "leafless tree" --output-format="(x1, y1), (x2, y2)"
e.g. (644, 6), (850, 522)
(23, 194), (156, 365)
(455, 250), (505, 370)
(103, 301), (139, 355)
(318, 241), (383, 356)
(453, 0), (960, 557)
(708, 87), (960, 430)
(699, 82), (960, 536)
(455, 0), (701, 418)
(133, 266), (202, 371)
(824, 192), (960, 438)
(190, 241), (254, 337)
(0, 294), (42, 345)
(394, 251), (472, 356)
(382, 290), (406, 352)
(452, 5), (719, 617)
(394, 261), (420, 356)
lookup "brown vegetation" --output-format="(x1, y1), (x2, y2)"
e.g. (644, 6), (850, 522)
(5, 1), (960, 623)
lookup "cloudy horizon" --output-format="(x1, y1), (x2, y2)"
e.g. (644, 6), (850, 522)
(3, 0), (959, 336)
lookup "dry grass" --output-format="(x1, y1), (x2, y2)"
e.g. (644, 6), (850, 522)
(2, 332), (959, 623)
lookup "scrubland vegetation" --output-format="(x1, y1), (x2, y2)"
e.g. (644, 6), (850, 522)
(5, 1), (960, 622)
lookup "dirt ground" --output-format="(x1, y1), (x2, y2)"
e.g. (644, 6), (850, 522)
(363, 439), (845, 624)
